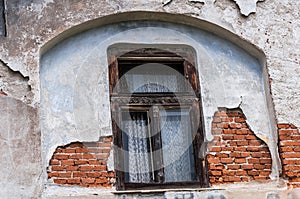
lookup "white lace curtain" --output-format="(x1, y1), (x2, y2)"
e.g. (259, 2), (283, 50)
(160, 109), (194, 182)
(123, 112), (152, 183)
(122, 109), (195, 183)
(122, 63), (185, 93)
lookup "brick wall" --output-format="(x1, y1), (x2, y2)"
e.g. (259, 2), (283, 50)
(207, 109), (272, 185)
(278, 123), (300, 188)
(47, 136), (115, 188)
(48, 110), (295, 188)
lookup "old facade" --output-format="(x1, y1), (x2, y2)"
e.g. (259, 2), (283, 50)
(0, 0), (299, 198)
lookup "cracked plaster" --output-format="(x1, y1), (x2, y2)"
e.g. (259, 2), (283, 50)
(231, 0), (265, 16)
(2, 0), (298, 129)
(40, 21), (279, 183)
(0, 0), (299, 198)
(0, 59), (31, 102)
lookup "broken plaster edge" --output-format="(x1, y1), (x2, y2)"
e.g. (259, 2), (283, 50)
(205, 104), (280, 180)
(42, 184), (115, 199)
(231, 0), (265, 17)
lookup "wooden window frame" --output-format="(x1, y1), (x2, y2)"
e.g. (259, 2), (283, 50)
(108, 47), (208, 190)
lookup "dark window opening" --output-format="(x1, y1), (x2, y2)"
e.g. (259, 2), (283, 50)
(108, 47), (208, 190)
(0, 0), (6, 37)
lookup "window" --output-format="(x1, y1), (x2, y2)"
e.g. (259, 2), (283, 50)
(108, 47), (208, 190)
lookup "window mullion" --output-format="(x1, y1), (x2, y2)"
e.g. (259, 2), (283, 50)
(150, 105), (164, 183)
(146, 109), (155, 182)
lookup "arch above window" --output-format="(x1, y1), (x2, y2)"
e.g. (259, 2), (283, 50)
(40, 19), (280, 186)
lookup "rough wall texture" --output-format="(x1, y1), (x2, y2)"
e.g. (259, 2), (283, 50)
(278, 124), (300, 188)
(207, 109), (272, 185)
(0, 0), (299, 129)
(47, 136), (115, 188)
(0, 60), (31, 102)
(40, 21), (279, 180)
(0, 0), (300, 198)
(0, 95), (42, 198)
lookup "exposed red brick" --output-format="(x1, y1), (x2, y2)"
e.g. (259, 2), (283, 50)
(50, 159), (60, 165)
(65, 166), (78, 171)
(210, 147), (222, 152)
(61, 160), (74, 166)
(74, 160), (88, 165)
(96, 177), (109, 184)
(82, 154), (95, 159)
(236, 170), (247, 176)
(94, 165), (107, 171)
(54, 179), (67, 184)
(69, 154), (83, 159)
(236, 129), (249, 135)
(75, 147), (88, 153)
(86, 172), (102, 178)
(216, 153), (229, 158)
(67, 178), (80, 184)
(227, 164), (241, 169)
(209, 171), (222, 176)
(207, 109), (271, 185)
(79, 165), (94, 171)
(277, 124), (290, 129)
(235, 158), (246, 163)
(242, 164), (254, 170)
(62, 148), (76, 153)
(73, 171), (87, 178)
(54, 154), (69, 160)
(48, 137), (115, 188)
(278, 123), (300, 188)
(81, 177), (95, 184)
(51, 166), (64, 171)
(58, 172), (72, 178)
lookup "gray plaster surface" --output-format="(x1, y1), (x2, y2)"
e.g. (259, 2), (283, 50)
(231, 0), (265, 16)
(40, 21), (279, 182)
(0, 95), (42, 198)
(0, 60), (31, 103)
(0, 0), (299, 129)
(42, 180), (299, 199)
(0, 0), (299, 198)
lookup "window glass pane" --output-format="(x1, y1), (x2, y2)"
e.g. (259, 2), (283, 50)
(119, 63), (186, 93)
(160, 109), (196, 182)
(122, 111), (153, 183)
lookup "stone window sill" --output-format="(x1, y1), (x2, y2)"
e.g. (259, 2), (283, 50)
(111, 187), (224, 194)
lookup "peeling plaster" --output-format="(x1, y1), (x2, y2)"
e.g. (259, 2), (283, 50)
(0, 1), (298, 129)
(0, 95), (42, 198)
(0, 59), (31, 102)
(0, 0), (299, 198)
(231, 0), (265, 16)
(40, 21), (279, 183)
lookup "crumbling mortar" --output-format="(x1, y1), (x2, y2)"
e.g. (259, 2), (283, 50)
(208, 106), (279, 180)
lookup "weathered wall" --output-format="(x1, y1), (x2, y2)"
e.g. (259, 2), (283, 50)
(47, 136), (115, 188)
(0, 95), (42, 198)
(207, 109), (272, 185)
(40, 21), (278, 171)
(0, 0), (299, 129)
(0, 0), (300, 198)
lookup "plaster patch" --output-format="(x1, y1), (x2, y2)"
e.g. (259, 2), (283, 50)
(0, 59), (31, 102)
(107, 149), (114, 172)
(231, 0), (265, 16)
(41, 21), (279, 183)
